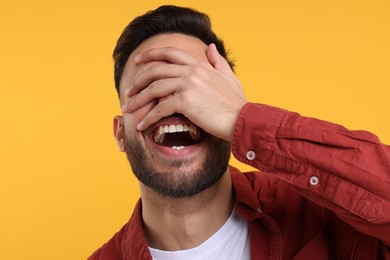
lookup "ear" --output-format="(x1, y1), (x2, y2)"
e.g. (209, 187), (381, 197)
(113, 116), (125, 152)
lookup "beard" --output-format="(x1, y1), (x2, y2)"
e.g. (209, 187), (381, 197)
(123, 131), (231, 198)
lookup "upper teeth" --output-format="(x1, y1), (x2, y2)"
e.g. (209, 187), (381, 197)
(153, 124), (201, 144)
(167, 124), (189, 133)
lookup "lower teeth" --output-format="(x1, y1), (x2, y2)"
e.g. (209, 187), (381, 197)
(171, 146), (186, 150)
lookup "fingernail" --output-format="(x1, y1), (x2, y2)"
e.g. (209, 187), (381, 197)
(212, 43), (219, 53)
(125, 88), (130, 96)
(136, 122), (143, 131)
(121, 103), (128, 112)
(134, 54), (141, 63)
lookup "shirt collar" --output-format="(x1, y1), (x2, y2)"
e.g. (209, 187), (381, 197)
(121, 166), (263, 259)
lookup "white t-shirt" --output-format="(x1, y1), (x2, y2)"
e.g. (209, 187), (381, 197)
(148, 209), (250, 260)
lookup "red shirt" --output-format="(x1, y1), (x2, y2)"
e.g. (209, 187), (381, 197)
(89, 103), (390, 259)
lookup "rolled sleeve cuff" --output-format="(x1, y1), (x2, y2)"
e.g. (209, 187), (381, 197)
(232, 102), (288, 171)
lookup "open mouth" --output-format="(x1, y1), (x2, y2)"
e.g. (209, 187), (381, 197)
(152, 123), (203, 151)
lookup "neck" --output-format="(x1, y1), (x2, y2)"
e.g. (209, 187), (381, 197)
(140, 170), (233, 251)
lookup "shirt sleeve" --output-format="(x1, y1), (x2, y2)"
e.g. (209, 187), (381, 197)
(232, 102), (390, 245)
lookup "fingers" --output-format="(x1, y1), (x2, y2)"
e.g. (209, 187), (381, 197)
(206, 44), (234, 76)
(136, 96), (180, 131)
(123, 47), (206, 112)
(127, 62), (184, 97)
(135, 46), (199, 66)
(126, 47), (204, 97)
(121, 45), (246, 139)
(122, 77), (180, 113)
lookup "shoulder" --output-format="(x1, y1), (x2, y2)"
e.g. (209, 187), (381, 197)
(87, 224), (127, 260)
(87, 200), (148, 260)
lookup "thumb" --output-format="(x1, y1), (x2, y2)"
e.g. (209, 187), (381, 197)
(207, 43), (233, 74)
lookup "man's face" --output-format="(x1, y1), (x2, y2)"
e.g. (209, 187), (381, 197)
(114, 33), (231, 198)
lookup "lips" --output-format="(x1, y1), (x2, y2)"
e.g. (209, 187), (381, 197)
(151, 121), (203, 151)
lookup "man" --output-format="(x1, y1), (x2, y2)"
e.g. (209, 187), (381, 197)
(89, 5), (389, 259)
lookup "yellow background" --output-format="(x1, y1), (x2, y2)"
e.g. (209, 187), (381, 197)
(1, 0), (389, 259)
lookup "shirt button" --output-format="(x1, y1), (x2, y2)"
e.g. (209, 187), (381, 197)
(246, 150), (256, 160)
(309, 176), (319, 186)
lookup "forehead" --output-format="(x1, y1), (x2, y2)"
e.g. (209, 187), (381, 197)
(119, 33), (208, 98)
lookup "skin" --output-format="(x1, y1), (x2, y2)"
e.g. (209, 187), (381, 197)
(114, 33), (247, 250)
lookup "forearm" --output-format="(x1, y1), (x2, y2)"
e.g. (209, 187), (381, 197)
(232, 102), (390, 244)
